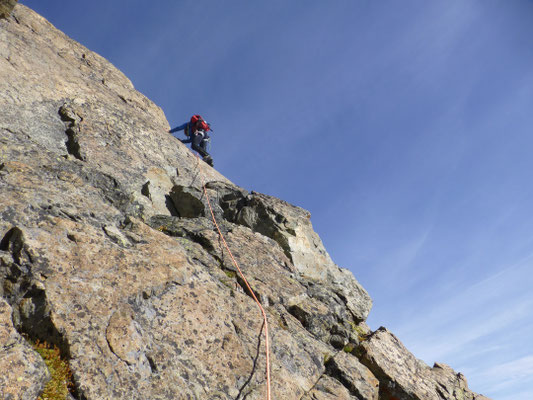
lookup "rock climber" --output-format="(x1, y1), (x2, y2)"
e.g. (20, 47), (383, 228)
(169, 115), (214, 166)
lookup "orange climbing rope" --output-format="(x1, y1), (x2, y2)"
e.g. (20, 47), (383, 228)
(196, 155), (272, 400)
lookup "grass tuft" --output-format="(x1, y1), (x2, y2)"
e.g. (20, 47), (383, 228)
(33, 340), (73, 400)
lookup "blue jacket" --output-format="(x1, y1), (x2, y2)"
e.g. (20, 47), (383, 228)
(169, 122), (211, 157)
(170, 122), (210, 141)
(169, 122), (190, 136)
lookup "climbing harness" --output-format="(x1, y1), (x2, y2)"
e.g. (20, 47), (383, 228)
(195, 154), (272, 400)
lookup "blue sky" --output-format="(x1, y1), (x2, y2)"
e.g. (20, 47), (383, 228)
(21, 1), (533, 398)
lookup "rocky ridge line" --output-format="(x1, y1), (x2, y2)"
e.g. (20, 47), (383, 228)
(0, 3), (489, 400)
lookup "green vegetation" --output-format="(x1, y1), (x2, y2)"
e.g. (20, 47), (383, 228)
(348, 321), (369, 342)
(224, 270), (236, 279)
(354, 326), (368, 342)
(343, 343), (355, 353)
(33, 340), (73, 400)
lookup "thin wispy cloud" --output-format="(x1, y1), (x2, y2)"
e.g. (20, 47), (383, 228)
(393, 254), (533, 396)
(469, 355), (533, 398)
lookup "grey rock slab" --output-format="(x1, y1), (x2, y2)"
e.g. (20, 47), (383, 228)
(325, 351), (379, 400)
(302, 375), (357, 400)
(0, 298), (49, 400)
(358, 327), (490, 400)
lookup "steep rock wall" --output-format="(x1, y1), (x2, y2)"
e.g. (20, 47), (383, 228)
(0, 5), (489, 400)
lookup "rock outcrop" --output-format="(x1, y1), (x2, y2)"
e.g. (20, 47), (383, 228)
(0, 4), (489, 400)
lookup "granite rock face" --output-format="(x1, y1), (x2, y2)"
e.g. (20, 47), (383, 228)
(357, 328), (491, 400)
(0, 297), (49, 399)
(0, 5), (489, 400)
